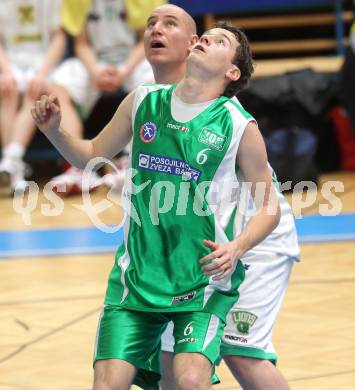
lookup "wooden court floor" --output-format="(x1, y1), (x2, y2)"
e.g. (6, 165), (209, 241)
(0, 172), (355, 389)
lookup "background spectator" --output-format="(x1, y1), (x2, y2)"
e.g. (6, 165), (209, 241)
(0, 0), (65, 196)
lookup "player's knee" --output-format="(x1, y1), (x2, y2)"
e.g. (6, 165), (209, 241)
(176, 369), (202, 390)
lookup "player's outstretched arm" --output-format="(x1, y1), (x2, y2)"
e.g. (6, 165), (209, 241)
(31, 92), (134, 168)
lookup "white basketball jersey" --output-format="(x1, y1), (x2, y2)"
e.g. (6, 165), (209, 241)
(229, 97), (300, 261)
(233, 167), (300, 261)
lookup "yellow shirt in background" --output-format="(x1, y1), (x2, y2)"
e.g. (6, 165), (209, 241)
(61, 0), (92, 36)
(61, 0), (167, 35)
(125, 0), (167, 30)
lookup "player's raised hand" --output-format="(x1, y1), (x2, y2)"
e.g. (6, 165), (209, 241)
(31, 94), (61, 133)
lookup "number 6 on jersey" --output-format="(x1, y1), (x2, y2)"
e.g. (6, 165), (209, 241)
(183, 321), (194, 336)
(196, 148), (211, 165)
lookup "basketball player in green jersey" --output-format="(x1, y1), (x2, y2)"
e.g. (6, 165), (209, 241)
(31, 22), (281, 390)
(144, 5), (298, 390)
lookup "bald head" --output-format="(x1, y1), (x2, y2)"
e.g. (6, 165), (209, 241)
(150, 4), (197, 35)
(144, 4), (198, 83)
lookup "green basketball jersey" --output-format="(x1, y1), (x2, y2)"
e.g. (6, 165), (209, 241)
(105, 84), (255, 320)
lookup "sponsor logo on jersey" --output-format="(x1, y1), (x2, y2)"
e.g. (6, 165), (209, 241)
(140, 122), (157, 143)
(167, 123), (189, 133)
(138, 153), (201, 181)
(198, 128), (227, 151)
(243, 263), (250, 271)
(224, 334), (248, 344)
(177, 337), (198, 344)
(19, 5), (35, 24)
(232, 311), (258, 335)
(13, 33), (43, 43)
(172, 291), (196, 304)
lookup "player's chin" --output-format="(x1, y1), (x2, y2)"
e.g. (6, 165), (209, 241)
(147, 53), (170, 64)
(187, 55), (205, 70)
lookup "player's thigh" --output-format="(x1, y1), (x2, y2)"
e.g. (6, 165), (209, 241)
(172, 311), (224, 365)
(161, 351), (175, 390)
(94, 306), (167, 375)
(221, 255), (294, 361)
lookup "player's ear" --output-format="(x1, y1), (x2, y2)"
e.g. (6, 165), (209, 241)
(188, 34), (199, 51)
(226, 65), (240, 82)
(191, 34), (199, 45)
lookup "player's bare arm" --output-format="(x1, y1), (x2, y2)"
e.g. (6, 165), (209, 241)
(200, 121), (281, 280)
(236, 121), (281, 245)
(31, 91), (134, 168)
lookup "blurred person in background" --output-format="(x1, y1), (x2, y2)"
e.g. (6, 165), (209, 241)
(48, 0), (164, 195)
(0, 0), (66, 196)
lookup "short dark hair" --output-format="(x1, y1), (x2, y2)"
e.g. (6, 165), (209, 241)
(214, 21), (254, 97)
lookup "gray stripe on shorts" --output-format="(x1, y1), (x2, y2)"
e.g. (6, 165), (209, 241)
(202, 314), (220, 351)
(93, 308), (105, 359)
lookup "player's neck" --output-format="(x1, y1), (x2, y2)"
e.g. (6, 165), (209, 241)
(153, 63), (185, 84)
(175, 74), (223, 104)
